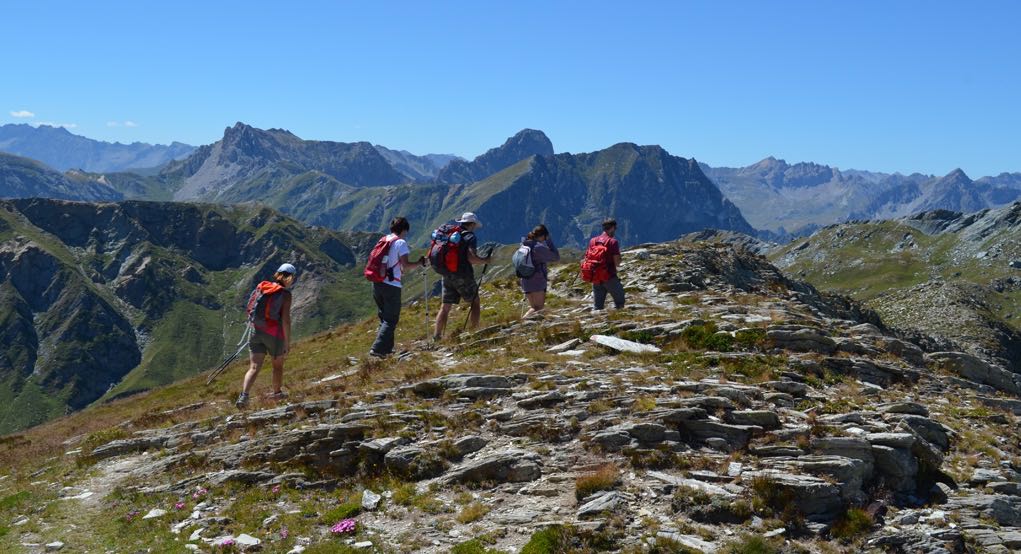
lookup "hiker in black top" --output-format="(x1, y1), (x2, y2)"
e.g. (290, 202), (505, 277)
(369, 217), (427, 358)
(433, 212), (491, 340)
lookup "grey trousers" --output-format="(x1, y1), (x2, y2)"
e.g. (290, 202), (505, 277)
(371, 282), (402, 355)
(593, 277), (625, 310)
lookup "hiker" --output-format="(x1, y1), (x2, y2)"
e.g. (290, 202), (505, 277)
(515, 224), (560, 319)
(583, 218), (625, 310)
(367, 216), (427, 358)
(432, 212), (492, 340)
(236, 263), (296, 408)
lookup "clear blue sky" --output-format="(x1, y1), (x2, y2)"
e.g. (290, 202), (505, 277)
(2, 1), (1019, 177)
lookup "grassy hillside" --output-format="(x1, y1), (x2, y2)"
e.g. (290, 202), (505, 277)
(0, 200), (377, 433)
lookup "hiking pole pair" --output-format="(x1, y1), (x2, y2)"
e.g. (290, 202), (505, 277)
(461, 243), (497, 333)
(206, 324), (253, 385)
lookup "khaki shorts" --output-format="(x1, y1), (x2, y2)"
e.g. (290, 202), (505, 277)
(250, 330), (286, 358)
(441, 273), (479, 304)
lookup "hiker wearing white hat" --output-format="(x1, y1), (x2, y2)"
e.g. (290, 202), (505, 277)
(432, 212), (492, 340)
(236, 263), (297, 408)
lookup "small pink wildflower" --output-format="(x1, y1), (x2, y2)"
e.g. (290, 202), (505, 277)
(219, 537), (236, 547)
(280, 526), (289, 539)
(193, 487), (209, 500)
(175, 502), (186, 510)
(329, 518), (357, 534)
(271, 485), (281, 494)
(125, 510), (140, 522)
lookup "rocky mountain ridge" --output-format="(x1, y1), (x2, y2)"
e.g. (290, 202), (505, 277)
(2, 240), (1021, 552)
(773, 201), (1021, 373)
(0, 123), (194, 173)
(0, 152), (123, 202)
(704, 157), (1021, 237)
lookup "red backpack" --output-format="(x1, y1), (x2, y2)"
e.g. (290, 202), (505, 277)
(246, 281), (286, 334)
(364, 234), (397, 282)
(580, 237), (613, 284)
(428, 224), (463, 276)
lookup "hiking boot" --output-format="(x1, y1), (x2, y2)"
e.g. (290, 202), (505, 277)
(368, 350), (388, 359)
(235, 393), (249, 409)
(267, 390), (288, 401)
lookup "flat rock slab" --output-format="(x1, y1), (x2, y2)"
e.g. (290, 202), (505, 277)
(577, 490), (622, 518)
(589, 335), (662, 354)
(647, 471), (736, 497)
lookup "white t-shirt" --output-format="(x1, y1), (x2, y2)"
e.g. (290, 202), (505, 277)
(383, 234), (411, 288)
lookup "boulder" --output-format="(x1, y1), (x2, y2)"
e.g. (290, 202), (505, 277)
(678, 421), (759, 451)
(766, 326), (837, 354)
(441, 450), (541, 485)
(871, 445), (918, 492)
(927, 352), (1021, 395)
(745, 471), (843, 519)
(383, 446), (447, 480)
(725, 410), (781, 429)
(589, 334), (662, 354)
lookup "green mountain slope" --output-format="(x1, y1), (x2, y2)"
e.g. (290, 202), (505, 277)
(772, 203), (1021, 370)
(0, 199), (374, 433)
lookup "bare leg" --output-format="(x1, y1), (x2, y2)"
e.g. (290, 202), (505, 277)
(242, 353), (266, 394)
(469, 296), (481, 329)
(434, 303), (453, 340)
(523, 291), (545, 318)
(271, 355), (285, 394)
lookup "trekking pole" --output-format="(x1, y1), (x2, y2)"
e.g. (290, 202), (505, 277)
(461, 244), (496, 333)
(206, 324), (253, 385)
(423, 266), (430, 338)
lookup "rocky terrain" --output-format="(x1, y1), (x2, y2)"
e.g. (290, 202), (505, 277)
(773, 202), (1021, 373)
(0, 199), (373, 434)
(3, 240), (1021, 553)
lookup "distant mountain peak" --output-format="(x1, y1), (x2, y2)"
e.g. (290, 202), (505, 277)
(435, 129), (555, 185)
(944, 168), (971, 182)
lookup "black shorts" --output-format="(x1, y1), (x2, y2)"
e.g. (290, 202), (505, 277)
(250, 330), (286, 358)
(441, 273), (479, 304)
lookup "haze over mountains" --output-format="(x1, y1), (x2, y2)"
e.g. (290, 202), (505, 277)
(0, 123), (194, 172)
(704, 157), (1021, 236)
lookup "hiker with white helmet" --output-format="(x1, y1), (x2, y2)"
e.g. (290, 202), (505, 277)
(236, 263), (296, 408)
(430, 212), (492, 340)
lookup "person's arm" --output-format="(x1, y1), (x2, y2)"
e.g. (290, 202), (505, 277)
(610, 239), (621, 267)
(467, 248), (490, 264)
(399, 253), (427, 271)
(281, 294), (292, 353)
(546, 239), (560, 263)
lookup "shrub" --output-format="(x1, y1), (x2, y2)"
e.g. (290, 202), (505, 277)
(451, 539), (504, 554)
(521, 526), (571, 554)
(722, 534), (781, 554)
(575, 464), (620, 501)
(830, 507), (874, 540)
(456, 502), (490, 524)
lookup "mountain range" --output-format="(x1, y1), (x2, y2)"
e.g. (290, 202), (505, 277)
(0, 123), (194, 172)
(116, 124), (753, 246)
(3, 122), (1021, 245)
(0, 199), (372, 434)
(704, 157), (1021, 236)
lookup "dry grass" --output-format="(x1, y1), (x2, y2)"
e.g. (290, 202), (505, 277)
(575, 463), (620, 501)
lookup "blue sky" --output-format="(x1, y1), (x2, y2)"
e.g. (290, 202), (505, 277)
(2, 1), (1019, 176)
